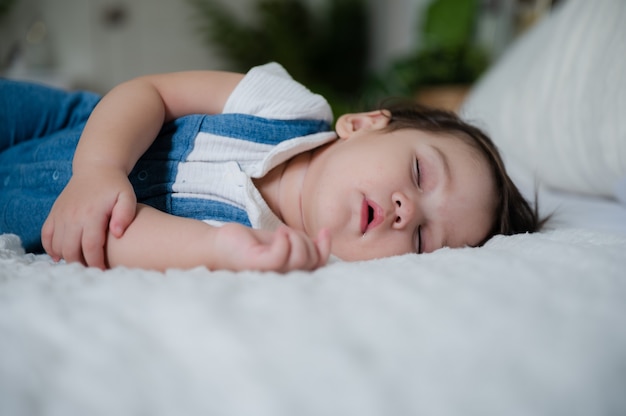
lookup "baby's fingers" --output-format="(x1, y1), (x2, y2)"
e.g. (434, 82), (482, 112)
(314, 228), (332, 268)
(252, 227), (305, 273)
(279, 227), (327, 272)
(274, 227), (308, 270)
(81, 218), (109, 270)
(109, 192), (137, 238)
(41, 219), (60, 261)
(51, 222), (86, 265)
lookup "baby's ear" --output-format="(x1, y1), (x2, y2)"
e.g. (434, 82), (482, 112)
(335, 110), (390, 138)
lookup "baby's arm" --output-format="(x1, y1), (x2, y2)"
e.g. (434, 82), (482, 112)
(105, 204), (331, 272)
(42, 70), (244, 269)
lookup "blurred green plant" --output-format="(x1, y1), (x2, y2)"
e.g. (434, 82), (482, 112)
(187, 0), (370, 114)
(0, 0), (17, 23)
(0, 0), (17, 70)
(373, 0), (490, 98)
(0, 0), (16, 20)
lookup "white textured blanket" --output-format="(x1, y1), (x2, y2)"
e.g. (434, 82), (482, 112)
(1, 225), (625, 416)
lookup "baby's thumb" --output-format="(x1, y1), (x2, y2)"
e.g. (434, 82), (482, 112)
(315, 228), (332, 266)
(109, 193), (137, 238)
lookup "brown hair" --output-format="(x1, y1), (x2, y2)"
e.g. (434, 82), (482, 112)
(380, 100), (547, 245)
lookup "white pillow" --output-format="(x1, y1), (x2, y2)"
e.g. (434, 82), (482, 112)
(462, 0), (626, 200)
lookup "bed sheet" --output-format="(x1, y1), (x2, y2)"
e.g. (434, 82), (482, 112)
(540, 187), (626, 236)
(1, 185), (625, 416)
(1, 117), (625, 416)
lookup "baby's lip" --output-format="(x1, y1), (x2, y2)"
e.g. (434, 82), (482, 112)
(361, 198), (384, 234)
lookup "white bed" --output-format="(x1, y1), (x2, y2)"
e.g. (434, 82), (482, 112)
(1, 1), (625, 415)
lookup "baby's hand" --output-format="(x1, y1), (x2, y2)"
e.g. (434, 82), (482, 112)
(41, 168), (136, 269)
(215, 223), (331, 272)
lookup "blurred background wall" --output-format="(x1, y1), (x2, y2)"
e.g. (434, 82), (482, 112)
(0, 0), (421, 91)
(2, 0), (239, 91)
(0, 0), (549, 102)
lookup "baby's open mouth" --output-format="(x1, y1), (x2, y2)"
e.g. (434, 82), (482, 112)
(361, 199), (384, 234)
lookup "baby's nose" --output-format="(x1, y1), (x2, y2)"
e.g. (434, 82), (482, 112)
(392, 191), (417, 229)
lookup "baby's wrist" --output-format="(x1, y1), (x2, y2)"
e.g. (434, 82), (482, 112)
(203, 224), (234, 271)
(72, 159), (127, 176)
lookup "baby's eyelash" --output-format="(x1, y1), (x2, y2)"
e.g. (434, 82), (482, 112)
(415, 159), (421, 187)
(416, 226), (422, 254)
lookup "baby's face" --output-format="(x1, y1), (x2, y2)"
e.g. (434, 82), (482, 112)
(299, 112), (496, 261)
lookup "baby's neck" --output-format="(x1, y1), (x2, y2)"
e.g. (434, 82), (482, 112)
(253, 149), (315, 231)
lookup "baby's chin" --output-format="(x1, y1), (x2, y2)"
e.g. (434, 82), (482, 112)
(330, 245), (412, 262)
